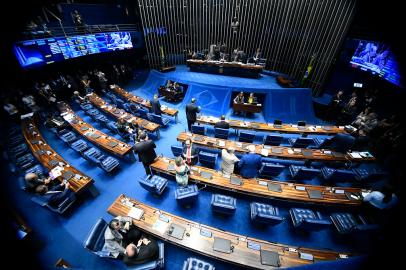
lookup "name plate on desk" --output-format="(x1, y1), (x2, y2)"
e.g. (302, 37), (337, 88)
(200, 228), (212, 238)
(230, 176), (243, 186)
(247, 241), (261, 251)
(302, 150), (313, 157)
(322, 126), (334, 131)
(332, 152), (345, 158)
(251, 124), (260, 129)
(108, 141), (118, 148)
(295, 186), (306, 191)
(299, 252), (314, 261)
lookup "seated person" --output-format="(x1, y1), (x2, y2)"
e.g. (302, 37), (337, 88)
(238, 145), (262, 178)
(182, 139), (199, 165)
(247, 93), (256, 104)
(35, 181), (72, 208)
(73, 91), (87, 104)
(174, 82), (182, 93)
(174, 156), (189, 186)
(44, 114), (68, 130)
(116, 118), (130, 134)
(123, 235), (159, 266)
(25, 172), (53, 192)
(116, 118), (138, 142)
(166, 80), (173, 89)
(363, 185), (398, 210)
(214, 115), (230, 129)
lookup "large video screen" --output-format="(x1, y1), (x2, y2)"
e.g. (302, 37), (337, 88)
(350, 39), (402, 87)
(14, 32), (132, 68)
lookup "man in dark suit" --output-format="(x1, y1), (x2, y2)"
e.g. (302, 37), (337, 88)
(150, 94), (162, 115)
(35, 181), (72, 208)
(185, 98), (201, 131)
(133, 132), (157, 175)
(237, 145), (262, 178)
(182, 139), (199, 165)
(214, 115), (230, 129)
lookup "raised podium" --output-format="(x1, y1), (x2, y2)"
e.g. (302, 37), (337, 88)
(159, 66), (176, 72)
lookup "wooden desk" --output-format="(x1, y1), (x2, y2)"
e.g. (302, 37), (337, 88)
(187, 59), (263, 78)
(57, 102), (133, 158)
(108, 194), (353, 269)
(151, 157), (363, 206)
(22, 118), (96, 195)
(86, 93), (161, 139)
(233, 102), (263, 113)
(197, 115), (347, 135)
(111, 85), (179, 122)
(158, 86), (184, 103)
(177, 132), (375, 162)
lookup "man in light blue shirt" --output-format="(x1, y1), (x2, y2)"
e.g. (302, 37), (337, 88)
(363, 187), (398, 210)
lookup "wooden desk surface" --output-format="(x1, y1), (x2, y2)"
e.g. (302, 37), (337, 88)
(57, 102), (132, 158)
(197, 116), (347, 135)
(111, 86), (178, 117)
(187, 59), (263, 70)
(150, 157), (364, 206)
(22, 118), (94, 194)
(233, 102), (263, 113)
(177, 132), (375, 162)
(86, 93), (160, 133)
(108, 194), (353, 269)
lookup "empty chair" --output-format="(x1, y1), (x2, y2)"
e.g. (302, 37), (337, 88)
(80, 103), (93, 111)
(138, 108), (150, 120)
(263, 135), (283, 146)
(330, 212), (379, 234)
(31, 192), (76, 214)
(182, 257), (215, 270)
(320, 167), (357, 182)
(259, 163), (285, 178)
(85, 108), (100, 118)
(83, 147), (104, 164)
(9, 134), (25, 147)
(171, 145), (183, 157)
(211, 194), (236, 215)
(106, 121), (118, 133)
(250, 202), (285, 225)
(326, 133), (355, 152)
(25, 164), (45, 176)
(139, 175), (168, 195)
(214, 127), (229, 139)
(289, 208), (331, 230)
(288, 137), (314, 148)
(238, 131), (255, 143)
(191, 124), (205, 135)
(198, 151), (218, 168)
(100, 156), (120, 173)
(16, 153), (35, 168)
(149, 113), (171, 127)
(84, 217), (165, 269)
(353, 168), (387, 182)
(10, 143), (28, 158)
(95, 114), (109, 124)
(289, 165), (320, 180)
(175, 184), (199, 205)
(71, 139), (89, 153)
(59, 131), (77, 144)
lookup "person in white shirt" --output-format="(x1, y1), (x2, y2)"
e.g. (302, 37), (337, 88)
(221, 148), (239, 176)
(363, 185), (398, 210)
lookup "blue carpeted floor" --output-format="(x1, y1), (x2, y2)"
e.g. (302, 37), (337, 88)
(4, 68), (380, 269)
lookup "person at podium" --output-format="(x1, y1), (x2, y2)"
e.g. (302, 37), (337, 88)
(248, 93), (256, 104)
(233, 92), (245, 115)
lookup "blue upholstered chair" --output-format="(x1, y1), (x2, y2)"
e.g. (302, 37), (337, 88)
(327, 134), (356, 152)
(10, 143), (29, 158)
(71, 139), (89, 153)
(175, 185), (199, 205)
(83, 147), (104, 164)
(263, 135), (283, 146)
(214, 127), (229, 139)
(31, 192), (76, 214)
(259, 163), (285, 178)
(288, 137), (314, 148)
(100, 156), (120, 173)
(211, 194), (236, 215)
(59, 130), (77, 144)
(289, 208), (331, 230)
(149, 113), (171, 127)
(85, 108), (100, 118)
(139, 175), (168, 195)
(95, 114), (109, 125)
(353, 168), (387, 182)
(18, 176), (27, 190)
(330, 213), (379, 234)
(16, 153), (35, 169)
(289, 165), (320, 180)
(320, 167), (356, 182)
(250, 202), (285, 225)
(138, 108), (150, 120)
(238, 131), (255, 143)
(25, 164), (45, 176)
(182, 257), (215, 270)
(80, 103), (93, 111)
(191, 124), (206, 135)
(9, 134), (25, 147)
(84, 218), (165, 269)
(171, 145), (183, 157)
(198, 151), (218, 168)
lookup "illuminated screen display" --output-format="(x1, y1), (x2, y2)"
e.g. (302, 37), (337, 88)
(349, 39), (402, 87)
(14, 32), (132, 68)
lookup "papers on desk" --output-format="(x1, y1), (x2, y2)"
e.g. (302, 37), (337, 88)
(291, 124), (298, 128)
(218, 140), (225, 147)
(348, 152), (362, 159)
(308, 126), (317, 131)
(152, 219), (169, 234)
(127, 207), (144, 220)
(287, 149), (294, 154)
(50, 166), (64, 179)
(359, 151), (373, 158)
(235, 142), (242, 148)
(21, 112), (34, 119)
(63, 113), (74, 122)
(361, 191), (371, 198)
(161, 105), (167, 110)
(323, 150), (332, 155)
(316, 126), (322, 129)
(261, 149), (269, 156)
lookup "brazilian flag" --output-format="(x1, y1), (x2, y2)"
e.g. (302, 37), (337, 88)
(301, 53), (317, 86)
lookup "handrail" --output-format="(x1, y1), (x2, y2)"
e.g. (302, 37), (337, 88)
(44, 7), (66, 37)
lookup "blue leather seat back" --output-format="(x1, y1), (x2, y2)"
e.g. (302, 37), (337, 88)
(191, 125), (205, 135)
(263, 135), (283, 146)
(250, 202), (284, 225)
(214, 127), (229, 139)
(353, 168), (387, 182)
(289, 165), (320, 180)
(329, 134), (355, 152)
(171, 145), (183, 157)
(139, 175), (168, 195)
(100, 156), (120, 173)
(330, 213), (358, 234)
(71, 139), (89, 153)
(48, 192), (76, 214)
(175, 185), (199, 204)
(84, 217), (109, 253)
(182, 257), (215, 270)
(321, 167), (356, 182)
(149, 113), (170, 126)
(259, 163), (285, 178)
(289, 137), (314, 148)
(138, 108), (150, 120)
(83, 148), (104, 164)
(60, 131), (77, 144)
(198, 151), (218, 168)
(211, 194), (236, 214)
(238, 131), (255, 143)
(25, 164), (44, 176)
(290, 208), (331, 230)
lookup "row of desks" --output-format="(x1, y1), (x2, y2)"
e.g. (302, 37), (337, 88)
(197, 115), (347, 135)
(111, 85), (179, 122)
(86, 92), (161, 139)
(150, 157), (365, 206)
(57, 102), (133, 158)
(177, 132), (375, 162)
(21, 118), (96, 195)
(108, 194), (353, 269)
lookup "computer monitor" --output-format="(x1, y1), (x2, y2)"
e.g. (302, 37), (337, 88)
(274, 119), (282, 126)
(298, 121), (306, 127)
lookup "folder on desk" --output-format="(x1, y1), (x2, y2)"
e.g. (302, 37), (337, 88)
(260, 250), (280, 267)
(322, 126), (333, 131)
(108, 141), (118, 148)
(307, 189), (323, 199)
(213, 237), (232, 254)
(268, 183), (282, 192)
(124, 115), (132, 120)
(200, 171), (213, 180)
(230, 176), (243, 186)
(302, 150), (313, 157)
(168, 223), (186, 240)
(251, 124), (260, 129)
(48, 160), (59, 167)
(345, 191), (361, 201)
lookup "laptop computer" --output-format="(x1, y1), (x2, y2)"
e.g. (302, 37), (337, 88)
(267, 183), (282, 192)
(273, 120), (282, 128)
(200, 171), (213, 180)
(108, 141), (118, 148)
(63, 171), (74, 181)
(168, 223), (186, 240)
(91, 133), (101, 139)
(260, 250), (280, 267)
(80, 126), (89, 131)
(230, 176), (243, 186)
(213, 237), (232, 254)
(307, 189), (323, 199)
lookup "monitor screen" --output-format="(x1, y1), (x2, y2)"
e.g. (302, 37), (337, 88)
(14, 32), (133, 68)
(349, 39), (402, 87)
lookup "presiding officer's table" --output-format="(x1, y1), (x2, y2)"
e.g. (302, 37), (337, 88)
(187, 59), (263, 78)
(233, 102), (263, 114)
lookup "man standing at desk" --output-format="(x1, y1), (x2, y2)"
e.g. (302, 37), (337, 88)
(150, 94), (162, 115)
(233, 92), (245, 115)
(185, 98), (201, 131)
